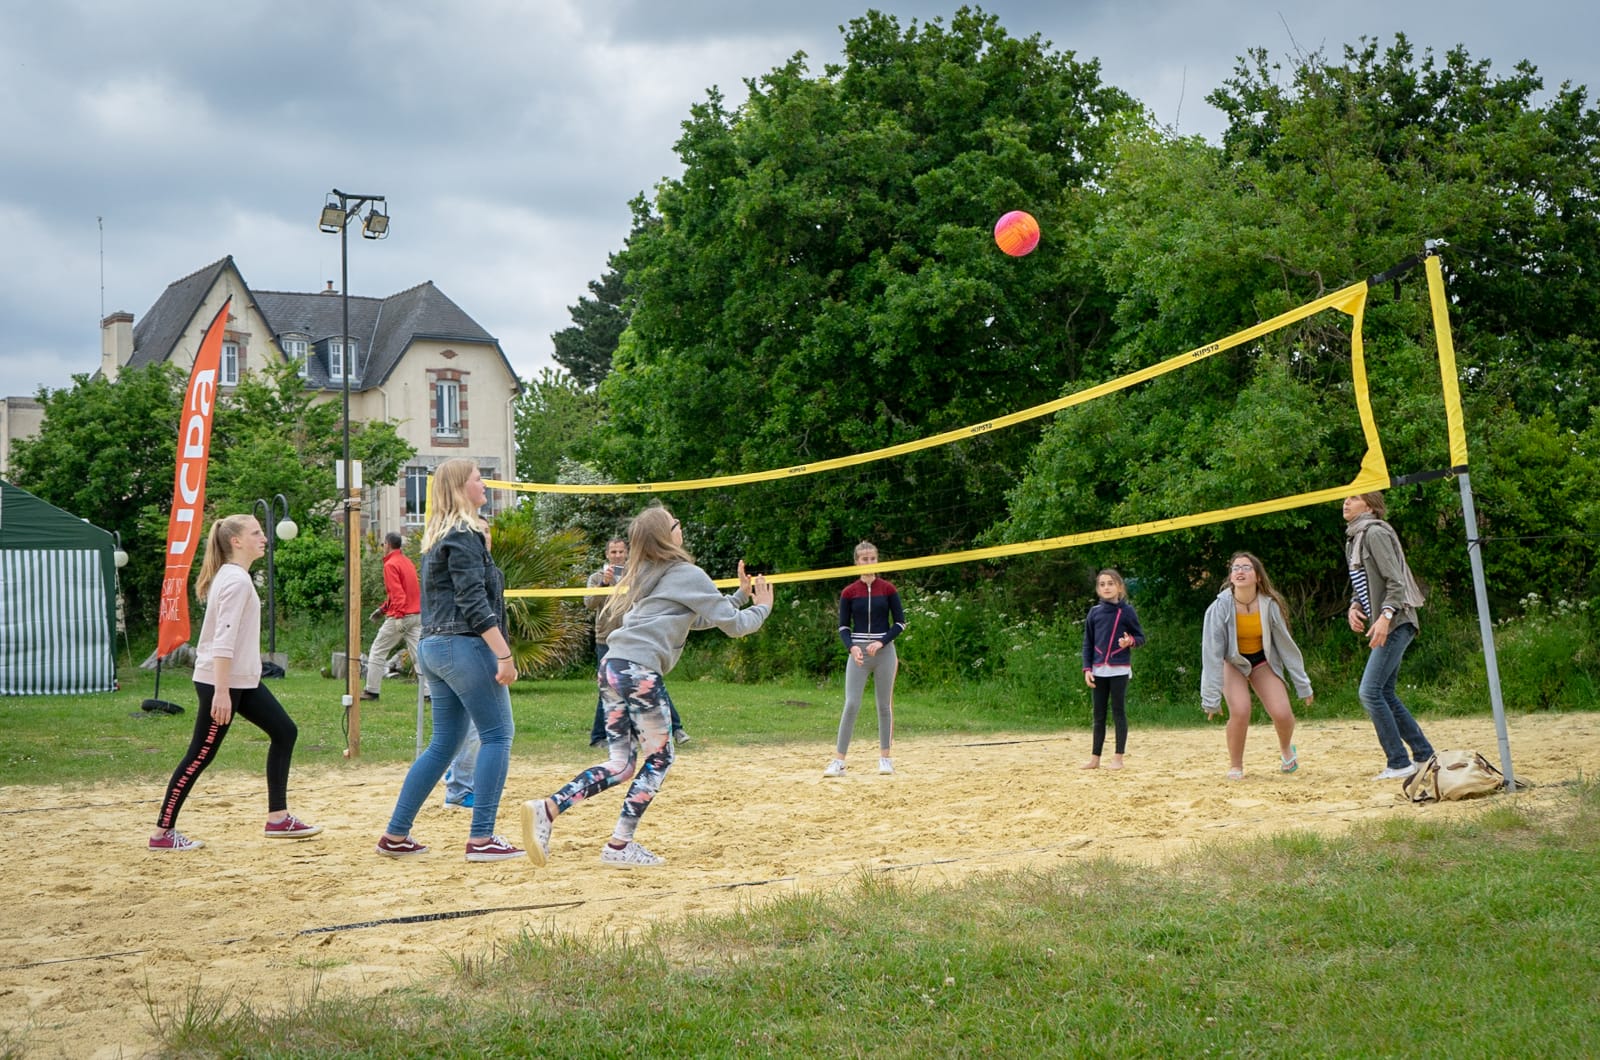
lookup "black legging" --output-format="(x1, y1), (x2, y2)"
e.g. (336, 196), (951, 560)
(156, 681), (299, 829)
(1091, 674), (1130, 756)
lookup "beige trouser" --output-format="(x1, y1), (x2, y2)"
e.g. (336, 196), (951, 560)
(366, 613), (427, 696)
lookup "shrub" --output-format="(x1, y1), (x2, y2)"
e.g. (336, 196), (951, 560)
(274, 532), (347, 617)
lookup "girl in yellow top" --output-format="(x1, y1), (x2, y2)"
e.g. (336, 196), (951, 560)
(1199, 551), (1313, 780)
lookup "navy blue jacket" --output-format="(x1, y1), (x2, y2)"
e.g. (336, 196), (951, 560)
(837, 578), (906, 648)
(1081, 599), (1145, 671)
(420, 526), (507, 638)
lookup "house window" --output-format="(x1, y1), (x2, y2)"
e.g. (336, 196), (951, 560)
(283, 338), (308, 378)
(220, 342), (240, 386)
(435, 380), (461, 437)
(330, 339), (356, 381)
(403, 466), (429, 526)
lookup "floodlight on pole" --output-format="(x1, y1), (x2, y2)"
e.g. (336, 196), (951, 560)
(320, 187), (387, 757)
(362, 207), (389, 239)
(319, 201), (347, 234)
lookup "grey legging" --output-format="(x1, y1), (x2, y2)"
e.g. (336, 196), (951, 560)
(836, 642), (897, 755)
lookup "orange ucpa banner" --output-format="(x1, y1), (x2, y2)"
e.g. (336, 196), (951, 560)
(156, 298), (230, 657)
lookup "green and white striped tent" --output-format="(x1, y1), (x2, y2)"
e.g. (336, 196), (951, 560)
(0, 480), (117, 695)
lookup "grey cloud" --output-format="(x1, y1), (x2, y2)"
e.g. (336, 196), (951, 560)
(2, 0), (1596, 400)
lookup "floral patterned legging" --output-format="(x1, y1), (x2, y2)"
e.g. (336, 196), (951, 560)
(549, 657), (675, 841)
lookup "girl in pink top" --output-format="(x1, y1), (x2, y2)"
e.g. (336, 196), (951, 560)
(149, 514), (321, 851)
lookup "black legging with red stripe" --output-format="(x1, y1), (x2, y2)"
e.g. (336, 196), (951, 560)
(156, 682), (298, 830)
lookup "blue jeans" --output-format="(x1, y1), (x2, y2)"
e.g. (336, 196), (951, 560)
(443, 721), (480, 803)
(385, 635), (513, 840)
(1358, 621), (1434, 770)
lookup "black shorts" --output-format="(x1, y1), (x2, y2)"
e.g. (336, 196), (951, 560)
(1243, 649), (1268, 667)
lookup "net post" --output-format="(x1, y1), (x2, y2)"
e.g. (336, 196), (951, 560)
(1425, 249), (1513, 787)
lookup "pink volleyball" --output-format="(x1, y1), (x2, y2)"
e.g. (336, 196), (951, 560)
(994, 210), (1041, 256)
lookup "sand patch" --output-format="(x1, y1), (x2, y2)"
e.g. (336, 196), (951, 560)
(2, 712), (1594, 1058)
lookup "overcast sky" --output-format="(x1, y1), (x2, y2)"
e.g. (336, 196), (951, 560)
(3, 1), (1595, 400)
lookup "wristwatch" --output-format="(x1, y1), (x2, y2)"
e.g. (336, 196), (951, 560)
(1381, 606), (1396, 620)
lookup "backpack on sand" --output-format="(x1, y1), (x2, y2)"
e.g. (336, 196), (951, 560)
(1402, 750), (1507, 803)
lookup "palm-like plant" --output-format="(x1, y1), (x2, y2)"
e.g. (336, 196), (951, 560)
(489, 506), (591, 674)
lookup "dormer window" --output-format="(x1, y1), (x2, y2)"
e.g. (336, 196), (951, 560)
(330, 339), (357, 381)
(282, 337), (309, 378)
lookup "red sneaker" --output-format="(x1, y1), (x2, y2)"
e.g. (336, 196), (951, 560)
(149, 829), (204, 851)
(264, 814), (323, 838)
(465, 835), (525, 862)
(376, 835), (429, 858)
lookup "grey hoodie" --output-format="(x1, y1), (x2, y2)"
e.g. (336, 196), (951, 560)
(1200, 589), (1313, 711)
(602, 562), (768, 674)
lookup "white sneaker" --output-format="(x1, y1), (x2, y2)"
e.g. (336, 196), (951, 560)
(878, 757), (894, 775)
(600, 840), (663, 867)
(520, 799), (552, 867)
(1373, 763), (1419, 781)
(823, 758), (846, 778)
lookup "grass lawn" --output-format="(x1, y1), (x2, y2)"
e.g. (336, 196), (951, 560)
(140, 778), (1600, 1058)
(0, 669), (1067, 787)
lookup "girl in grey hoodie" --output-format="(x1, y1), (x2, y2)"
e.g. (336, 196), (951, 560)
(1200, 551), (1313, 779)
(522, 505), (773, 867)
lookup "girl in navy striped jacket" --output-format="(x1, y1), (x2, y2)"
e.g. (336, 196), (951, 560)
(1080, 569), (1146, 770)
(824, 541), (905, 777)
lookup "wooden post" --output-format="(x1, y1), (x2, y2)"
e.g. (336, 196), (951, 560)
(346, 484), (362, 757)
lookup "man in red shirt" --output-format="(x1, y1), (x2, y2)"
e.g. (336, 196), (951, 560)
(363, 532), (427, 701)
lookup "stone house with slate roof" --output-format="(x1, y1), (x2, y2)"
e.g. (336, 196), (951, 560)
(95, 256), (520, 531)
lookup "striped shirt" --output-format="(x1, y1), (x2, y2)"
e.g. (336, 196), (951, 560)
(1348, 566), (1372, 618)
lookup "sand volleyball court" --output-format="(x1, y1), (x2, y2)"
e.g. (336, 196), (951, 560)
(3, 712), (1596, 1058)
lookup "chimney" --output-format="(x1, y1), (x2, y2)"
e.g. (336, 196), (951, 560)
(100, 311), (134, 382)
(322, 281), (338, 295)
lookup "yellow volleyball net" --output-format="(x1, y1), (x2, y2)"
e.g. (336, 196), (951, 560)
(486, 252), (1467, 598)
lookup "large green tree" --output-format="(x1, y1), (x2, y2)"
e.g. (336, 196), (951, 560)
(597, 6), (1137, 574)
(513, 368), (603, 485)
(12, 360), (417, 629)
(995, 35), (1600, 612)
(9, 364), (184, 625)
(551, 261), (629, 389)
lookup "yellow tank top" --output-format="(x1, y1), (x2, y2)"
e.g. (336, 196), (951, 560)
(1236, 610), (1263, 654)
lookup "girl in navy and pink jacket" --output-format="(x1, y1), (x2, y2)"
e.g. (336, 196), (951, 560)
(1080, 569), (1146, 770)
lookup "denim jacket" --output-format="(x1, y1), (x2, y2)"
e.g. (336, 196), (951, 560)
(420, 526), (506, 638)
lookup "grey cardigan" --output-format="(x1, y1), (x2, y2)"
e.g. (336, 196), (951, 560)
(602, 562), (768, 675)
(1199, 589), (1313, 710)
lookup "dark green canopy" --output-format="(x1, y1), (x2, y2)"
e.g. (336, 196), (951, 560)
(0, 479), (117, 694)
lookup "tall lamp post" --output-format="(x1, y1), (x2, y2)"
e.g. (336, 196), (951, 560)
(252, 494), (298, 671)
(112, 532), (131, 673)
(319, 188), (388, 757)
